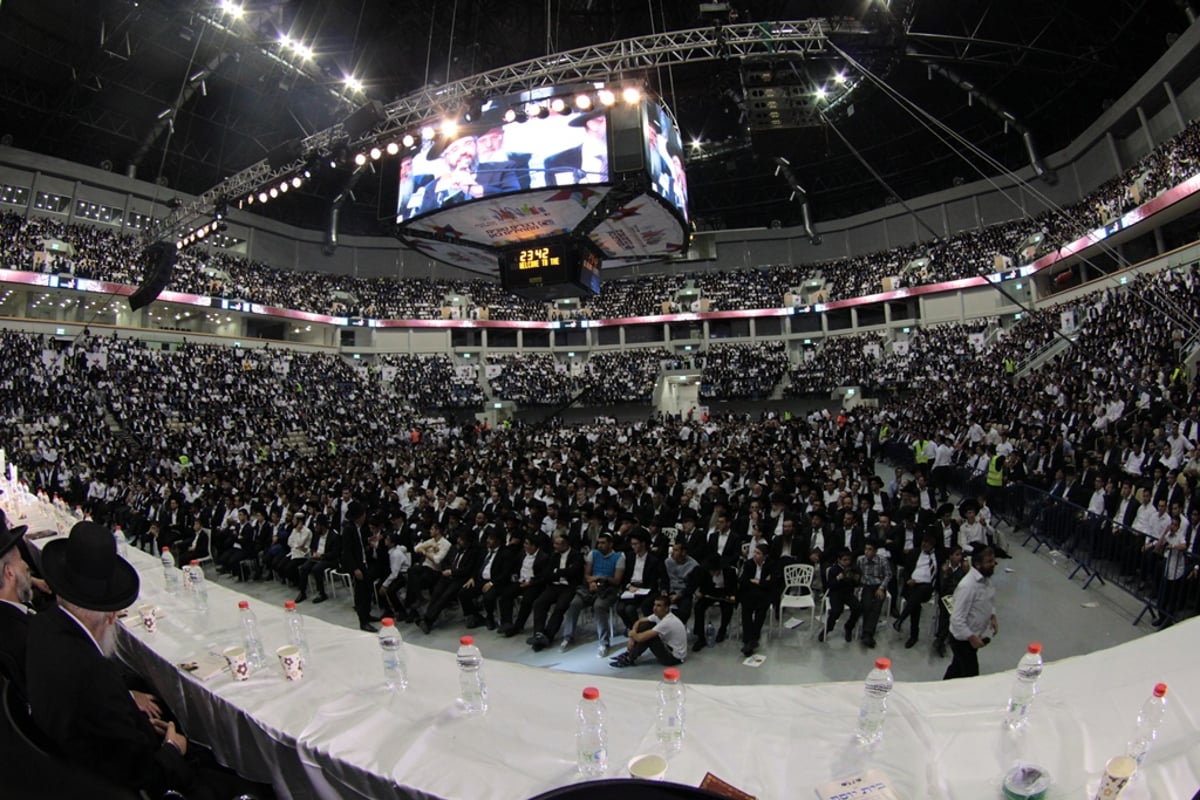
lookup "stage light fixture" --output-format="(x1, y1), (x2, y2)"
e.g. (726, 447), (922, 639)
(369, 146), (382, 160)
(536, 106), (549, 119)
(291, 176), (302, 188)
(441, 119), (458, 137)
(421, 125), (436, 140)
(246, 193), (254, 205)
(575, 94), (592, 110)
(597, 89), (616, 106)
(268, 187), (278, 198)
(834, 72), (847, 85)
(549, 97), (566, 113)
(344, 76), (363, 93)
(353, 152), (367, 166)
(386, 142), (399, 156)
(220, 1), (244, 19)
(524, 102), (541, 118)
(278, 181), (288, 193)
(622, 87), (641, 103)
(815, 86), (828, 99)
(503, 108), (517, 123)
(401, 134), (415, 148)
(258, 192), (268, 203)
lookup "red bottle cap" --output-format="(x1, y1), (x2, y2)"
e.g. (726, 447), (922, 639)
(875, 657), (891, 670)
(1027, 642), (1042, 654)
(161, 547), (170, 552)
(460, 636), (474, 646)
(189, 559), (200, 566)
(663, 668), (681, 681)
(582, 687), (600, 700)
(1153, 683), (1167, 698)
(238, 600), (249, 609)
(381, 617), (395, 627)
(284, 601), (296, 610)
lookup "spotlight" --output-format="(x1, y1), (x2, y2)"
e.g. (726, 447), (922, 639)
(549, 97), (566, 114)
(386, 141), (399, 155)
(421, 125), (436, 140)
(268, 187), (278, 198)
(369, 146), (382, 160)
(196, 226), (208, 238)
(246, 193), (255, 205)
(279, 34), (291, 47)
(597, 89), (616, 106)
(503, 108), (517, 123)
(344, 76), (363, 93)
(353, 152), (367, 166)
(258, 191), (268, 203)
(815, 86), (827, 99)
(220, 0), (244, 18)
(524, 102), (541, 118)
(279, 181), (288, 192)
(401, 134), (415, 148)
(441, 119), (458, 137)
(176, 241), (184, 250)
(622, 86), (641, 104)
(575, 93), (593, 110)
(291, 176), (303, 188)
(834, 72), (847, 85)
(536, 106), (549, 120)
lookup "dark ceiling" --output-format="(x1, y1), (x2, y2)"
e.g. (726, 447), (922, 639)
(0, 0), (1192, 237)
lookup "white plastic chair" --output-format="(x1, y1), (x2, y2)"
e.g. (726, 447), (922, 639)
(775, 563), (817, 631)
(325, 568), (352, 599)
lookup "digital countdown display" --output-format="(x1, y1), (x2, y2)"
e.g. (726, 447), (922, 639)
(516, 246), (562, 270)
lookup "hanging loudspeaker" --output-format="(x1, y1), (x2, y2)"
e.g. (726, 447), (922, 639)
(128, 241), (178, 311)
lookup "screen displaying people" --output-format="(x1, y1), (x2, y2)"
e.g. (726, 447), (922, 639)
(396, 108), (612, 222)
(645, 101), (688, 221)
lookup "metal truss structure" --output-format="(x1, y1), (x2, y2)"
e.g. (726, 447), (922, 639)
(149, 18), (873, 243)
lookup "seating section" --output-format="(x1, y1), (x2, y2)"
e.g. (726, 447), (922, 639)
(2, 122), (1197, 320)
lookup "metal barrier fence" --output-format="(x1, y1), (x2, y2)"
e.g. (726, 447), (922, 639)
(878, 441), (1199, 628)
(1003, 483), (1199, 627)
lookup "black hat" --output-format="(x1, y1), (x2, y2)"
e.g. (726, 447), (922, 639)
(937, 502), (955, 517)
(0, 513), (27, 560)
(41, 522), (140, 612)
(568, 108), (606, 128)
(769, 492), (790, 506)
(958, 500), (980, 515)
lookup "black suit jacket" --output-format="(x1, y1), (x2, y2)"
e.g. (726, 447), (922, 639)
(706, 530), (744, 568)
(623, 551), (663, 593)
(546, 548), (585, 588)
(339, 521), (369, 573)
(695, 566), (739, 600)
(0, 601), (30, 696)
(26, 607), (192, 795)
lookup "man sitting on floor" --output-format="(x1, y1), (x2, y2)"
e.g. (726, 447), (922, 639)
(610, 594), (687, 669)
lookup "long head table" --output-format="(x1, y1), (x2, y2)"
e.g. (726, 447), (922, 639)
(13, 505), (1200, 800)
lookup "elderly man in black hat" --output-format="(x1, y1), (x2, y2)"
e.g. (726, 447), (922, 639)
(25, 521), (197, 796)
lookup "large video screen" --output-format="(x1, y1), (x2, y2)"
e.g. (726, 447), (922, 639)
(397, 109), (612, 222)
(645, 101), (688, 221)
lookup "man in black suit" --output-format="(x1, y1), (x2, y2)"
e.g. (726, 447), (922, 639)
(0, 518), (33, 694)
(738, 543), (775, 656)
(706, 511), (743, 569)
(615, 529), (663, 630)
(418, 529), (481, 634)
(27, 522), (248, 799)
(820, 548), (862, 643)
(461, 528), (518, 629)
(499, 535), (551, 636)
(691, 556), (738, 652)
(892, 533), (940, 649)
(340, 502), (378, 632)
(528, 534), (584, 651)
(543, 109), (608, 185)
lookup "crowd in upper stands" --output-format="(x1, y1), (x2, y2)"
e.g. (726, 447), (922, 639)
(3, 122), (1198, 322)
(699, 342), (790, 399)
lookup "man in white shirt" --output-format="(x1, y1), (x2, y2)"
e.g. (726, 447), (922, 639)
(609, 594), (686, 668)
(944, 547), (998, 680)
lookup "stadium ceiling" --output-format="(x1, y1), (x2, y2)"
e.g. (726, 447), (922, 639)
(0, 0), (1194, 238)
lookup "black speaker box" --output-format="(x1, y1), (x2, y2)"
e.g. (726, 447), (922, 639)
(128, 241), (178, 311)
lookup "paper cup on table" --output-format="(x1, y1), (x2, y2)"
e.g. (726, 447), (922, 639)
(627, 753), (669, 781)
(138, 604), (157, 633)
(276, 645), (303, 681)
(223, 646), (250, 681)
(1093, 755), (1137, 799)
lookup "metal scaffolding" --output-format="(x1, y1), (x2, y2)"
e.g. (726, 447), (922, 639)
(148, 19), (861, 243)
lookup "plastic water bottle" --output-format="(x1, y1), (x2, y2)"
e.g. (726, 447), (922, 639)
(655, 667), (686, 754)
(576, 686), (608, 777)
(187, 559), (208, 612)
(456, 635), (488, 715)
(113, 526), (128, 557)
(1125, 683), (1168, 767)
(855, 657), (894, 745)
(237, 600), (267, 669)
(283, 600), (311, 661)
(705, 621), (716, 648)
(161, 547), (179, 594)
(1004, 642), (1044, 730)
(378, 617), (407, 690)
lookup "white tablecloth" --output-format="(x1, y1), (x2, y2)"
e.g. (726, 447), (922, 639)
(17, 508), (1200, 800)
